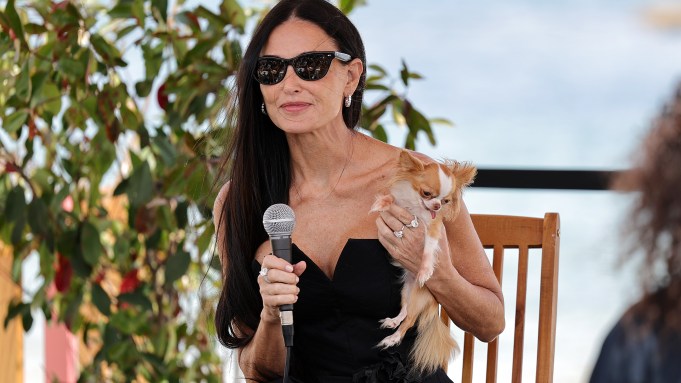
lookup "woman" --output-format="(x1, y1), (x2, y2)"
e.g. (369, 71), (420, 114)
(589, 84), (681, 383)
(213, 0), (505, 381)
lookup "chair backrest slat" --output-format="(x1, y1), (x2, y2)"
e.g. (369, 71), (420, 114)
(512, 246), (530, 383)
(462, 332), (475, 383)
(536, 214), (560, 383)
(441, 213), (560, 383)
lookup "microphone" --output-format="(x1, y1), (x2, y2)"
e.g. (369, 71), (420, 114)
(262, 203), (296, 348)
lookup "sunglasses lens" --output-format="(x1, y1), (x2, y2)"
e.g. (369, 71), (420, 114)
(293, 53), (333, 81)
(255, 52), (340, 85)
(256, 58), (286, 85)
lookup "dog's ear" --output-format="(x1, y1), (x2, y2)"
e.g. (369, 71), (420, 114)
(398, 150), (425, 171)
(452, 162), (477, 189)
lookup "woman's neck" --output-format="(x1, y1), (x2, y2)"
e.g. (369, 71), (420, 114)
(288, 128), (356, 201)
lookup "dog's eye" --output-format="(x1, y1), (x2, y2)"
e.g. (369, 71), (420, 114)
(443, 199), (450, 204)
(422, 191), (432, 198)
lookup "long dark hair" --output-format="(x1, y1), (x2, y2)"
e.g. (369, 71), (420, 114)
(214, 0), (367, 349)
(613, 83), (681, 333)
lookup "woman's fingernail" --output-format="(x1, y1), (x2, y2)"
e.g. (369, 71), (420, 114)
(286, 265), (293, 272)
(296, 276), (300, 283)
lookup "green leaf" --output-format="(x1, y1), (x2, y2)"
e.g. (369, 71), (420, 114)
(174, 200), (188, 228)
(164, 249), (190, 285)
(118, 291), (152, 311)
(195, 6), (226, 30)
(369, 124), (387, 143)
(128, 161), (153, 208)
(152, 0), (168, 22)
(152, 135), (177, 166)
(80, 220), (103, 266)
(182, 36), (221, 66)
(113, 178), (129, 196)
(135, 79), (153, 97)
(176, 11), (201, 32)
(430, 117), (454, 127)
(22, 310), (33, 332)
(131, 0), (145, 26)
(365, 75), (386, 84)
(3, 301), (26, 329)
(107, 337), (133, 359)
(113, 237), (130, 264)
(119, 102), (141, 130)
(4, 0), (28, 49)
(62, 290), (83, 330)
(196, 223), (214, 256)
(109, 2), (133, 19)
(16, 61), (31, 102)
(338, 0), (367, 14)
(221, 0), (246, 31)
(57, 57), (86, 80)
(368, 64), (388, 76)
(109, 311), (147, 335)
(406, 106), (435, 145)
(27, 197), (49, 236)
(31, 80), (61, 116)
(90, 34), (125, 67)
(400, 59), (410, 87)
(23, 22), (48, 34)
(2, 111), (28, 134)
(91, 283), (112, 316)
(141, 352), (168, 375)
(210, 254), (221, 271)
(5, 186), (26, 225)
(116, 23), (138, 40)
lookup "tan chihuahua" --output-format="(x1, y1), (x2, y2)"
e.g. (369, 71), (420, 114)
(371, 150), (477, 375)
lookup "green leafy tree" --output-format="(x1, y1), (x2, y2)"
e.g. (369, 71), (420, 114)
(0, 0), (449, 380)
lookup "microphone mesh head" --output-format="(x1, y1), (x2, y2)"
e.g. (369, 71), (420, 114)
(263, 203), (296, 235)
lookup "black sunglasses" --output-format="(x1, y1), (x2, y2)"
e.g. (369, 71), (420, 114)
(255, 51), (352, 85)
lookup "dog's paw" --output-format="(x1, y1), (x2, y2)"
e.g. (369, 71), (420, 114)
(379, 317), (403, 329)
(370, 194), (394, 213)
(416, 268), (434, 287)
(377, 332), (403, 349)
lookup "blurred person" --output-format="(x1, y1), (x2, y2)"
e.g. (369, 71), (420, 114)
(589, 83), (681, 383)
(211, 0), (505, 381)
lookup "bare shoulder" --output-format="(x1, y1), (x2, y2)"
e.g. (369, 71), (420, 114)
(213, 181), (231, 270)
(213, 181), (231, 229)
(407, 150), (436, 164)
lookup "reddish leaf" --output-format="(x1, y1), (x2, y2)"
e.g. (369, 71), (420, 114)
(4, 163), (19, 173)
(92, 270), (105, 284)
(157, 83), (169, 111)
(28, 117), (38, 140)
(55, 253), (73, 292)
(120, 269), (140, 294)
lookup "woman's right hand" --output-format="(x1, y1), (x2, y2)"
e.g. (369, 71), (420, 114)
(258, 253), (307, 324)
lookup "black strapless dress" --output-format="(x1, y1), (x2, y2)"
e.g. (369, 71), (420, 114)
(253, 239), (453, 383)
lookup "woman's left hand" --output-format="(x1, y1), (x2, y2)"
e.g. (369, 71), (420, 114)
(375, 203), (427, 274)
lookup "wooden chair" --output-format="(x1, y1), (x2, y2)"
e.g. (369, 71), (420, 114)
(441, 213), (560, 383)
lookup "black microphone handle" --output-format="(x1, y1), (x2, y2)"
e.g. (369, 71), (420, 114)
(270, 235), (293, 312)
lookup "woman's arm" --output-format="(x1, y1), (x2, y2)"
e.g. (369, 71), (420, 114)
(240, 253), (306, 378)
(426, 202), (505, 342)
(213, 182), (306, 379)
(375, 200), (504, 342)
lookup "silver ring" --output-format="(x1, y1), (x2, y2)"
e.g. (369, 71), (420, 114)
(406, 215), (419, 228)
(259, 267), (270, 283)
(393, 226), (405, 238)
